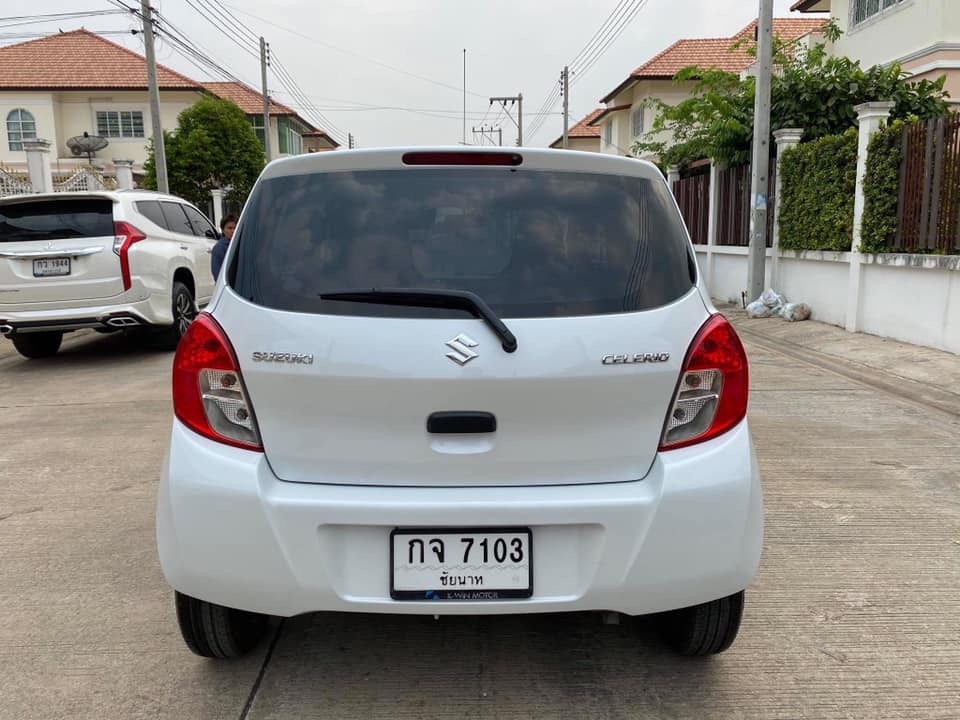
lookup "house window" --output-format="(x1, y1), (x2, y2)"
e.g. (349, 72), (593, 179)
(7, 109), (37, 151)
(277, 116), (304, 155)
(95, 110), (144, 138)
(250, 115), (266, 147)
(631, 107), (645, 138)
(603, 120), (612, 147)
(851, 0), (904, 26)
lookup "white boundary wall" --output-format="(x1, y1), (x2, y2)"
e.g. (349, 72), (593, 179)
(695, 246), (960, 354)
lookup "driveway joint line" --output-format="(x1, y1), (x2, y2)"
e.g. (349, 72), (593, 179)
(238, 618), (285, 720)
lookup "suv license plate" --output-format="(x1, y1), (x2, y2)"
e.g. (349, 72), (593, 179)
(391, 528), (532, 601)
(33, 257), (71, 277)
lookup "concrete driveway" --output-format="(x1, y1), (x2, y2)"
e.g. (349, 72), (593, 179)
(1, 320), (957, 719)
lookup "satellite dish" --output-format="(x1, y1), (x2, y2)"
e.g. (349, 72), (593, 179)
(67, 132), (109, 162)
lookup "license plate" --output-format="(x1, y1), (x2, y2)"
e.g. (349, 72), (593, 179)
(33, 257), (71, 277)
(391, 528), (533, 601)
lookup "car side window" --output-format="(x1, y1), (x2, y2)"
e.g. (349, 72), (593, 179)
(135, 201), (167, 230)
(182, 205), (218, 239)
(160, 202), (194, 237)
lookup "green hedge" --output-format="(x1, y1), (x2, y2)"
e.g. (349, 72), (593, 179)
(778, 129), (858, 251)
(860, 119), (904, 253)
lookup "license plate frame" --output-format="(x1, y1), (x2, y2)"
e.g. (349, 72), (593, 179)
(390, 527), (533, 601)
(32, 257), (71, 277)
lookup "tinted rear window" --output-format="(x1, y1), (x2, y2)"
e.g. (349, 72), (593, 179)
(136, 200), (167, 229)
(232, 169), (693, 318)
(0, 199), (113, 243)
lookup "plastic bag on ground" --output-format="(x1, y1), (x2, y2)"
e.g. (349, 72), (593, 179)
(760, 288), (786, 308)
(781, 302), (811, 322)
(746, 300), (772, 318)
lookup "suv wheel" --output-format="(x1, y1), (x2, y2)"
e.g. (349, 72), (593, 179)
(156, 281), (196, 350)
(11, 331), (63, 359)
(175, 591), (268, 658)
(659, 590), (745, 656)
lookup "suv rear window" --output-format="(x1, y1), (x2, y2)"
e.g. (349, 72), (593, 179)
(232, 169), (694, 318)
(0, 198), (113, 243)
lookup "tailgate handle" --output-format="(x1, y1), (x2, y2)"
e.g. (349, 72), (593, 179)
(427, 411), (496, 434)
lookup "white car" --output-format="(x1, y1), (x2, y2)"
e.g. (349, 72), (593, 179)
(159, 148), (763, 659)
(0, 190), (219, 357)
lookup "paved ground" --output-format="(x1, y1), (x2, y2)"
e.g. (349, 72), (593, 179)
(1, 317), (958, 719)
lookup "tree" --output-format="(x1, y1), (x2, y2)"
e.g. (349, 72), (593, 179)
(633, 21), (949, 167)
(143, 96), (264, 208)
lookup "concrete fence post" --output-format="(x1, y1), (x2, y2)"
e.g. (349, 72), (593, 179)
(772, 128), (804, 291)
(210, 188), (225, 227)
(703, 159), (721, 293)
(113, 159), (134, 191)
(847, 102), (894, 333)
(23, 139), (53, 194)
(667, 165), (680, 192)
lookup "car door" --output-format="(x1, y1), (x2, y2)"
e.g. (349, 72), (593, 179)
(159, 202), (208, 302)
(180, 204), (219, 301)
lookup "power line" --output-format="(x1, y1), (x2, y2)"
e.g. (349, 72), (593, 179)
(182, 0), (259, 61)
(270, 55), (346, 142)
(196, 0), (260, 46)
(527, 0), (650, 142)
(222, 2), (489, 99)
(0, 9), (125, 29)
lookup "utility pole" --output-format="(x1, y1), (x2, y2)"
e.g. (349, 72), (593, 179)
(260, 36), (272, 162)
(348, 133), (355, 149)
(140, 0), (167, 193)
(462, 49), (467, 145)
(490, 94), (523, 146)
(747, 0), (774, 302)
(561, 66), (570, 148)
(472, 125), (502, 146)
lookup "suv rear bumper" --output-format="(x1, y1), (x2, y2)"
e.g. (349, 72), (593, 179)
(158, 419), (763, 618)
(0, 291), (172, 335)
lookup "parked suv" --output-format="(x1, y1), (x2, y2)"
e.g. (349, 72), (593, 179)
(0, 190), (219, 358)
(159, 148), (763, 659)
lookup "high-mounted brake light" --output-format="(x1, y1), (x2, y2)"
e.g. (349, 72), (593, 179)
(402, 151), (523, 166)
(659, 314), (749, 451)
(172, 313), (262, 452)
(113, 221), (146, 291)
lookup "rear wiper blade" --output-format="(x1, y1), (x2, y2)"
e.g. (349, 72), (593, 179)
(319, 288), (518, 353)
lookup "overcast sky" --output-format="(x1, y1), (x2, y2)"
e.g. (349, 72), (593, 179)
(3, 0), (815, 147)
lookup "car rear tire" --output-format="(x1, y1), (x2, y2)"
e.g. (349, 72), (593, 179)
(174, 591), (268, 659)
(11, 331), (63, 359)
(156, 281), (196, 350)
(659, 590), (745, 656)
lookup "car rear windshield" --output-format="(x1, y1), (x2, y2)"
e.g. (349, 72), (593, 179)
(232, 169), (694, 318)
(0, 199), (113, 243)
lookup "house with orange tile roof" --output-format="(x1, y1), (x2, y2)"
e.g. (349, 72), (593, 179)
(791, 0), (960, 98)
(0, 30), (337, 177)
(593, 18), (827, 159)
(549, 109), (603, 152)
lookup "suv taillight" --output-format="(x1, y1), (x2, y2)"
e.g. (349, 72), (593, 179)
(172, 313), (263, 451)
(659, 314), (749, 451)
(113, 221), (146, 291)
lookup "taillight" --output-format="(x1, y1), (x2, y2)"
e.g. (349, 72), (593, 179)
(172, 313), (262, 452)
(659, 314), (749, 451)
(402, 151), (523, 166)
(113, 221), (146, 291)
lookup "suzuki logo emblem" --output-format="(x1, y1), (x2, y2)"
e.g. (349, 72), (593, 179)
(445, 334), (479, 366)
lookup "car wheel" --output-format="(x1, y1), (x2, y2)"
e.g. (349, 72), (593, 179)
(11, 331), (63, 359)
(156, 281), (196, 350)
(174, 591), (268, 659)
(659, 590), (745, 656)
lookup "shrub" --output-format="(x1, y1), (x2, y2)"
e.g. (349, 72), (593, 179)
(778, 129), (858, 251)
(860, 119), (904, 253)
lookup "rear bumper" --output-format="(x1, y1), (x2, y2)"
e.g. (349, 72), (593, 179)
(0, 289), (172, 335)
(158, 419), (763, 617)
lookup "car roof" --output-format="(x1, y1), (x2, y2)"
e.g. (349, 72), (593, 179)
(0, 190), (197, 205)
(260, 146), (663, 182)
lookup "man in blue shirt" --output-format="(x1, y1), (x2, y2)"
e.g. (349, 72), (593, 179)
(211, 214), (237, 280)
